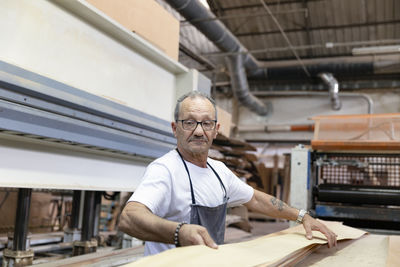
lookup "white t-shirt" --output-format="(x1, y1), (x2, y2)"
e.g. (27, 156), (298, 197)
(128, 149), (254, 255)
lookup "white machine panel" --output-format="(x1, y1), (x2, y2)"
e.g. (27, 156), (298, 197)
(289, 144), (311, 226)
(0, 135), (149, 191)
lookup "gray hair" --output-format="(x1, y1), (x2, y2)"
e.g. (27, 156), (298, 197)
(174, 91), (217, 121)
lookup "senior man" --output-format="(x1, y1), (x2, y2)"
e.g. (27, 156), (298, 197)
(119, 91), (337, 256)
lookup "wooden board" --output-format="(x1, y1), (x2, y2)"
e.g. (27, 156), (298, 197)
(386, 235), (400, 267)
(34, 245), (144, 267)
(125, 221), (367, 267)
(86, 0), (179, 60)
(297, 234), (388, 267)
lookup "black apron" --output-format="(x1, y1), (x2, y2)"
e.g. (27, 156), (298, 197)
(176, 149), (228, 245)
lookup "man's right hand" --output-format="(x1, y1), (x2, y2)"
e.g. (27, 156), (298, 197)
(178, 224), (218, 249)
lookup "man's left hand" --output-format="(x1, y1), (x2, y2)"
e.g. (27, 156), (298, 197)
(302, 214), (338, 248)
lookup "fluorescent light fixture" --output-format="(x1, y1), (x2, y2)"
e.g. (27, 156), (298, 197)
(325, 42), (334, 48)
(352, 45), (400, 55)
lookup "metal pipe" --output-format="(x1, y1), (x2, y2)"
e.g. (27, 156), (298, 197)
(257, 54), (400, 69)
(216, 79), (400, 90)
(208, 54), (399, 79)
(252, 91), (373, 114)
(93, 191), (102, 238)
(238, 124), (314, 132)
(81, 191), (96, 242)
(13, 188), (32, 251)
(165, 0), (270, 116)
(248, 80), (400, 91)
(180, 8), (308, 24)
(70, 190), (81, 230)
(203, 39), (400, 57)
(165, 0), (259, 70)
(319, 73), (342, 110)
(250, 62), (375, 80)
(165, 0), (393, 114)
(226, 54), (271, 115)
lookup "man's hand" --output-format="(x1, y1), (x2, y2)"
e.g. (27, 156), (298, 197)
(302, 214), (338, 248)
(178, 224), (218, 249)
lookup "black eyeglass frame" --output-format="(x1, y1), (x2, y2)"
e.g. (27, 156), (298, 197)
(176, 119), (217, 131)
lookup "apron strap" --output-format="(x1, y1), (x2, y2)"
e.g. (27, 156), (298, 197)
(176, 148), (227, 204)
(176, 148), (196, 205)
(207, 162), (227, 200)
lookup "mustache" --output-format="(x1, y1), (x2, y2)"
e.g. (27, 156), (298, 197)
(188, 136), (208, 142)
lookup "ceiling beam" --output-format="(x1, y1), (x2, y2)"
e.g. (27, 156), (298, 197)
(202, 39), (400, 58)
(235, 19), (400, 37)
(217, 0), (323, 11)
(180, 8), (307, 24)
(179, 43), (216, 70)
(302, 0), (314, 58)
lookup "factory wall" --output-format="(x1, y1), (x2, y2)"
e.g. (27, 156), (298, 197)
(216, 90), (400, 141)
(0, 0), (178, 122)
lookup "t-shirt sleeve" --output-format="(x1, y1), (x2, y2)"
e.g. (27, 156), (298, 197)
(128, 162), (172, 217)
(218, 162), (254, 207)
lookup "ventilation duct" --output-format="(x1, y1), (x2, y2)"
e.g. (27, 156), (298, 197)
(319, 73), (341, 110)
(165, 0), (270, 116)
(250, 63), (374, 80)
(226, 53), (271, 115)
(165, 0), (398, 115)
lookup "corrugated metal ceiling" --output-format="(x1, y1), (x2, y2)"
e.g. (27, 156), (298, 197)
(205, 0), (400, 61)
(159, 0), (399, 86)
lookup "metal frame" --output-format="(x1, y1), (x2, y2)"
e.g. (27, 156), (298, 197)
(0, 60), (176, 159)
(12, 189), (32, 251)
(315, 204), (400, 223)
(2, 189), (34, 267)
(289, 144), (312, 226)
(311, 151), (400, 229)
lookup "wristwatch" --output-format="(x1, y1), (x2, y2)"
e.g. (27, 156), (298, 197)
(296, 209), (308, 224)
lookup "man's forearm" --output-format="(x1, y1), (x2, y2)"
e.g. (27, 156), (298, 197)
(119, 202), (177, 244)
(244, 190), (299, 221)
(244, 190), (338, 248)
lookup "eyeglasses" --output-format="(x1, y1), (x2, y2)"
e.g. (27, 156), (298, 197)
(177, 119), (217, 131)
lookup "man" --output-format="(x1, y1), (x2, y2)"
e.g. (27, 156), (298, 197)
(119, 91), (337, 256)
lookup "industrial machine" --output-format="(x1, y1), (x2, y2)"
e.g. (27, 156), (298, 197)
(290, 114), (400, 232)
(0, 1), (211, 265)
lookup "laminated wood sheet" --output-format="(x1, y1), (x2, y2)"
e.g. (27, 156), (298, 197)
(297, 234), (388, 267)
(387, 235), (400, 267)
(125, 221), (367, 267)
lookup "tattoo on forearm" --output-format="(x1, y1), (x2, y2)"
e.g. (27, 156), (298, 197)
(271, 197), (277, 206)
(270, 197), (286, 211)
(278, 200), (284, 211)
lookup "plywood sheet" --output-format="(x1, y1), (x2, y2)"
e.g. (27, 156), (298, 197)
(297, 234), (388, 267)
(125, 221), (367, 267)
(386, 235), (400, 267)
(86, 0), (179, 60)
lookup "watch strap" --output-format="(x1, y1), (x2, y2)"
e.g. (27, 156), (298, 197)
(296, 209), (308, 224)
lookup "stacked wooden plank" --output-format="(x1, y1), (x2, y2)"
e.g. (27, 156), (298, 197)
(126, 221), (369, 267)
(211, 134), (266, 192)
(0, 191), (71, 234)
(210, 134), (292, 220)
